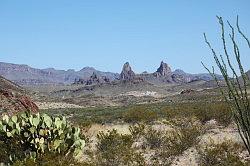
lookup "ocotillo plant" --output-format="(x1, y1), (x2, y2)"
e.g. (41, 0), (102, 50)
(202, 16), (250, 154)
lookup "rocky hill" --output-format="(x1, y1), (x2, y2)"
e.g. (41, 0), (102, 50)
(0, 76), (38, 115)
(0, 74), (23, 93)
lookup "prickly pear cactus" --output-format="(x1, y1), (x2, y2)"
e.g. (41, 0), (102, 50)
(0, 111), (85, 163)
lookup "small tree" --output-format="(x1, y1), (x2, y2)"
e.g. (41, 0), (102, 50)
(202, 16), (250, 153)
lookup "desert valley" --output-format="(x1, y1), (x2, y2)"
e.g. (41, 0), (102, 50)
(0, 1), (250, 165)
(0, 60), (250, 165)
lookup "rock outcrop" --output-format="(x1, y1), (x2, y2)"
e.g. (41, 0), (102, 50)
(119, 62), (136, 81)
(73, 78), (86, 85)
(180, 89), (196, 94)
(74, 72), (110, 85)
(154, 61), (172, 77)
(86, 72), (110, 85)
(118, 62), (145, 84)
(0, 76), (38, 115)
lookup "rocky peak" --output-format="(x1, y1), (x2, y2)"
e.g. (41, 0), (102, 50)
(155, 61), (172, 77)
(119, 62), (135, 81)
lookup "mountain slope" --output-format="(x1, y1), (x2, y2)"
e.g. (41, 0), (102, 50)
(0, 76), (38, 115)
(0, 74), (23, 93)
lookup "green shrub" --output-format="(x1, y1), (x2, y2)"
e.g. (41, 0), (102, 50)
(152, 118), (203, 164)
(197, 140), (249, 166)
(95, 129), (145, 166)
(194, 102), (232, 126)
(144, 127), (166, 149)
(164, 118), (203, 154)
(0, 111), (85, 164)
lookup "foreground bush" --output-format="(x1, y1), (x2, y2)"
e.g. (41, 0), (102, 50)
(128, 118), (204, 165)
(0, 111), (85, 164)
(153, 118), (203, 165)
(164, 118), (204, 154)
(197, 140), (249, 166)
(95, 129), (145, 166)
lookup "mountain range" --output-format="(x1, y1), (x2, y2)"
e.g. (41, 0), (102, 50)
(0, 61), (223, 86)
(0, 62), (119, 85)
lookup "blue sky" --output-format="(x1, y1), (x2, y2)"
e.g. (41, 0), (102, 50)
(0, 0), (249, 74)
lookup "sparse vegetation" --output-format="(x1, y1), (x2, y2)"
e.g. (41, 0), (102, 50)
(43, 100), (232, 127)
(38, 93), (245, 165)
(142, 118), (204, 165)
(123, 106), (158, 123)
(83, 118), (204, 165)
(197, 140), (249, 166)
(1, 2), (249, 165)
(94, 129), (145, 166)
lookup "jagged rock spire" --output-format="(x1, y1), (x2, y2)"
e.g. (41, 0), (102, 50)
(86, 72), (110, 85)
(119, 62), (135, 80)
(155, 61), (172, 77)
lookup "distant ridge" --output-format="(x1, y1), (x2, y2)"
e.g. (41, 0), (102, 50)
(0, 62), (119, 85)
(0, 61), (223, 86)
